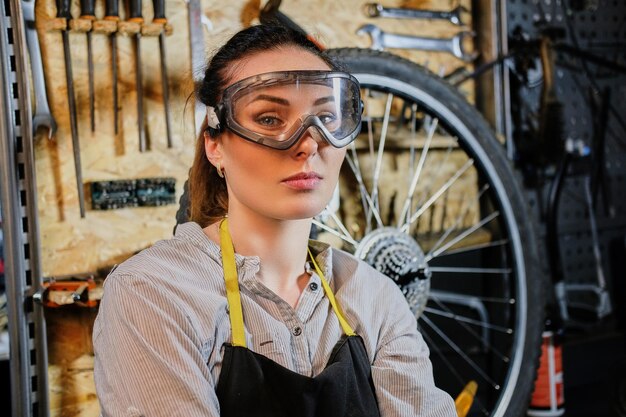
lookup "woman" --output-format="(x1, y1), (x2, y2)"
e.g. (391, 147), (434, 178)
(93, 24), (456, 417)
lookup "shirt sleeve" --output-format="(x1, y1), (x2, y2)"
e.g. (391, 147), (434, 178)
(93, 273), (220, 417)
(371, 281), (458, 417)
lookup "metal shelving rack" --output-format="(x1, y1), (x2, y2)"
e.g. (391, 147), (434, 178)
(0, 0), (49, 416)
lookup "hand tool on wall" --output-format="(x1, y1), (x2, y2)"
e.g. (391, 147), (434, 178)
(57, 0), (86, 217)
(90, 177), (176, 209)
(128, 0), (146, 152)
(357, 24), (478, 62)
(79, 0), (96, 131)
(363, 3), (468, 26)
(22, 0), (57, 139)
(186, 0), (206, 136)
(105, 0), (120, 134)
(153, 0), (172, 147)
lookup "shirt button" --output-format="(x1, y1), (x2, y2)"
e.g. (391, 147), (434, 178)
(308, 282), (319, 291)
(292, 326), (302, 336)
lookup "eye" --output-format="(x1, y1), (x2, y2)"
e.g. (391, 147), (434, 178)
(255, 115), (283, 128)
(319, 113), (338, 126)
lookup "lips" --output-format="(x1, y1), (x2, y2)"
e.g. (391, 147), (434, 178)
(281, 172), (323, 190)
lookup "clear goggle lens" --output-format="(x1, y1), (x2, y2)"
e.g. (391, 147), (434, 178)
(214, 71), (362, 149)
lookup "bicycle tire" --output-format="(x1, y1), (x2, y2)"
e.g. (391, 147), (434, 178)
(324, 48), (544, 417)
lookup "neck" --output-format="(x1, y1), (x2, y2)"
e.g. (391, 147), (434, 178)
(224, 205), (313, 301)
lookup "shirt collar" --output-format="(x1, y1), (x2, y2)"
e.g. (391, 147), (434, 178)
(174, 222), (261, 274)
(174, 221), (334, 283)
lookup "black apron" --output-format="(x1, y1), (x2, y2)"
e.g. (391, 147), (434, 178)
(215, 219), (381, 417)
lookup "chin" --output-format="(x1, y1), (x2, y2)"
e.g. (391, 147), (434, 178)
(274, 202), (328, 221)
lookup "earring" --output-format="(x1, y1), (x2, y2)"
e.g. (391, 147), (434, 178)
(216, 162), (224, 178)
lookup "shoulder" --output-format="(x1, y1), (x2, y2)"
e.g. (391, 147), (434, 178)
(331, 248), (399, 294)
(97, 224), (229, 344)
(101, 222), (228, 318)
(108, 222), (222, 287)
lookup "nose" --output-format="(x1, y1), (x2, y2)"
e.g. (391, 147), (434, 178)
(292, 126), (325, 159)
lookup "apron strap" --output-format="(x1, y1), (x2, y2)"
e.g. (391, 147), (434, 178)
(219, 218), (356, 347)
(219, 219), (247, 347)
(307, 248), (356, 337)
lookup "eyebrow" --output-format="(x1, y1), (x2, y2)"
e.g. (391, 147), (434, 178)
(250, 94), (290, 105)
(314, 96), (336, 105)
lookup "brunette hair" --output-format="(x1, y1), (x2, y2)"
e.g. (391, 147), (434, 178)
(188, 24), (342, 227)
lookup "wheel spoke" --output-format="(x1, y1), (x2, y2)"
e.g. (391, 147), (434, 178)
(429, 266), (512, 274)
(421, 315), (500, 389)
(420, 330), (467, 388)
(347, 142), (370, 227)
(312, 219), (358, 247)
(426, 211), (500, 262)
(426, 184), (489, 258)
(425, 306), (513, 335)
(427, 294), (511, 365)
(398, 118), (439, 228)
(345, 152), (384, 229)
(401, 158), (475, 233)
(435, 239), (509, 257)
(420, 330), (492, 416)
(364, 88), (376, 163)
(431, 291), (515, 305)
(404, 139), (456, 235)
(405, 104), (418, 226)
(370, 93), (393, 217)
(327, 210), (356, 246)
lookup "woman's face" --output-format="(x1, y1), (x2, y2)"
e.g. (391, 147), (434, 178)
(206, 47), (348, 221)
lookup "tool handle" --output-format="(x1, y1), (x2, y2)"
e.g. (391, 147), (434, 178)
(56, 0), (71, 19)
(128, 0), (143, 22)
(105, 0), (119, 19)
(152, 0), (166, 23)
(80, 0), (96, 19)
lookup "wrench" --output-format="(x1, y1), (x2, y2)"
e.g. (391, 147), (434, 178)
(357, 24), (478, 62)
(22, 0), (57, 139)
(364, 3), (468, 26)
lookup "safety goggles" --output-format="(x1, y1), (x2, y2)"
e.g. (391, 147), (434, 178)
(206, 70), (363, 150)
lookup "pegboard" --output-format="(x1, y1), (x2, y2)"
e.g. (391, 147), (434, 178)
(505, 0), (626, 322)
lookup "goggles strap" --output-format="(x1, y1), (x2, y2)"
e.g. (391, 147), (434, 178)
(206, 106), (221, 130)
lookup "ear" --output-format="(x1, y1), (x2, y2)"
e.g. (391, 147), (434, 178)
(204, 131), (223, 166)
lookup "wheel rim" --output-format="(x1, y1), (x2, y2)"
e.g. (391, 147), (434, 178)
(313, 73), (528, 417)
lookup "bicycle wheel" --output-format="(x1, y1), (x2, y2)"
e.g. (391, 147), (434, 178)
(321, 48), (544, 417)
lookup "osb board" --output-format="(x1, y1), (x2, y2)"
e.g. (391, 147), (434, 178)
(35, 0), (474, 278)
(46, 308), (99, 417)
(35, 0), (199, 277)
(278, 0), (474, 77)
(36, 0), (476, 410)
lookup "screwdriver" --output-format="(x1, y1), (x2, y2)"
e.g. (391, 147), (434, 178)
(104, 0), (120, 134)
(57, 0), (86, 217)
(128, 0), (146, 152)
(79, 0), (96, 132)
(454, 380), (477, 417)
(153, 0), (172, 148)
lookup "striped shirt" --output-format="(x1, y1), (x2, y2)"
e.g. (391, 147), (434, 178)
(93, 222), (456, 417)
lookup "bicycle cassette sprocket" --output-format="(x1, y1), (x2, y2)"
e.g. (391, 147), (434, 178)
(354, 227), (431, 318)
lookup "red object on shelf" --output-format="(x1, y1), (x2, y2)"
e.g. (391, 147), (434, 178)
(527, 330), (565, 416)
(41, 278), (98, 308)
